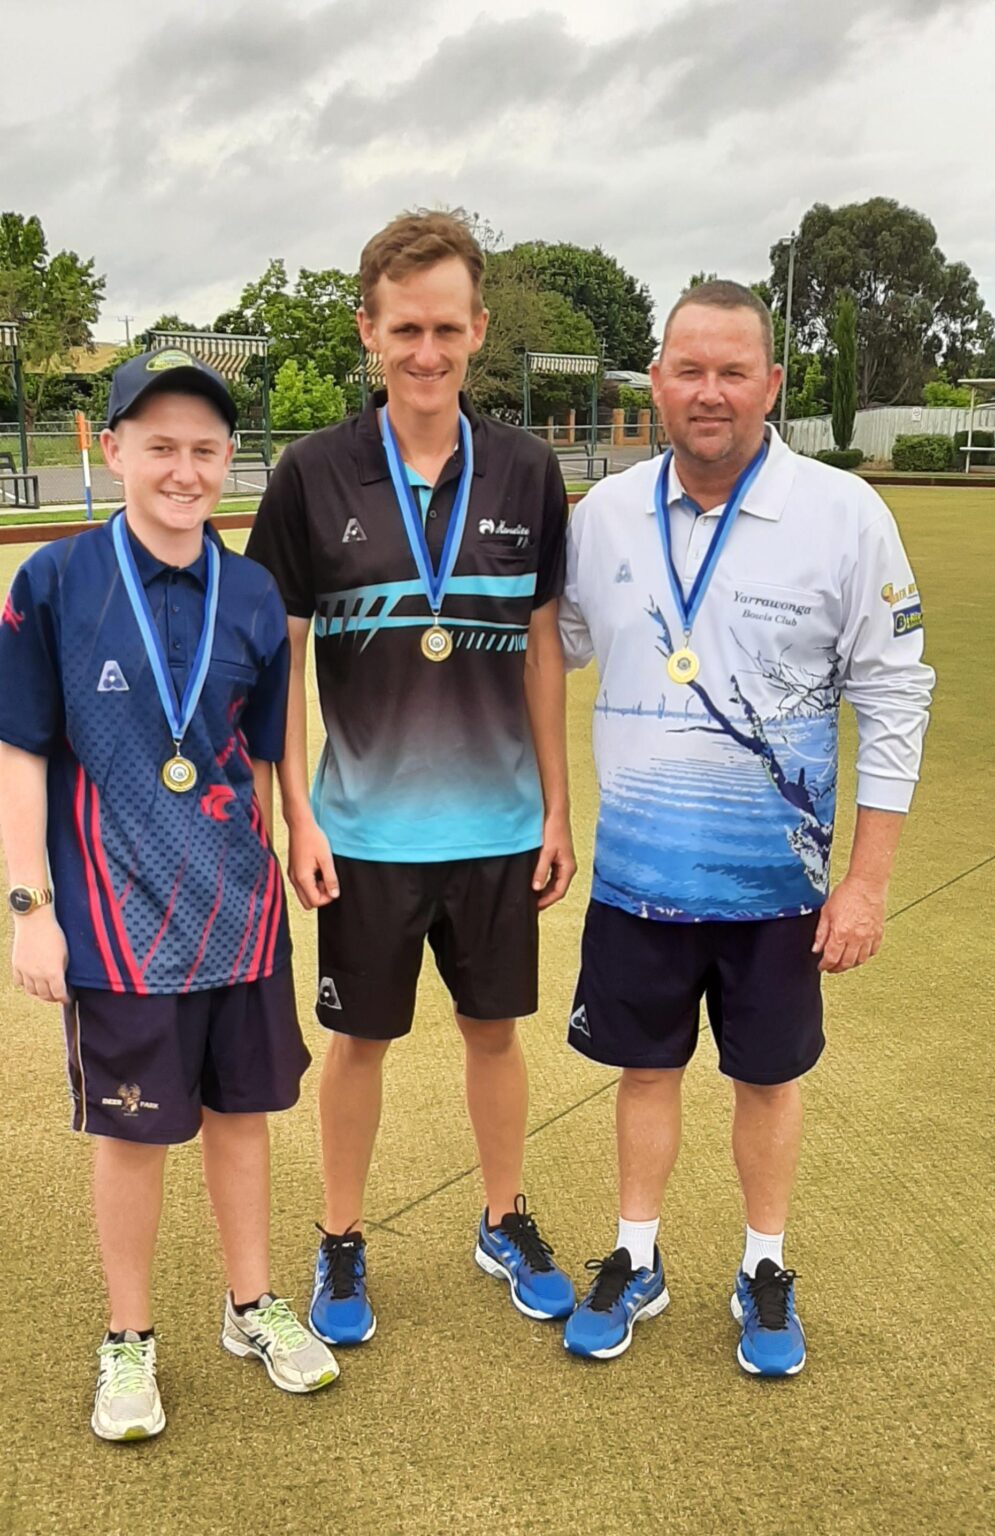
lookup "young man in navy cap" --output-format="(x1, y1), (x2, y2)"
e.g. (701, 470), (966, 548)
(0, 349), (338, 1442)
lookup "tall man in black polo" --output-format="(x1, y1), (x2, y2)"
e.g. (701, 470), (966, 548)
(247, 211), (576, 1346)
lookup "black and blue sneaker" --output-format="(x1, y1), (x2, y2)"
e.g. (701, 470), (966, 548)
(731, 1258), (806, 1376)
(309, 1226), (376, 1347)
(563, 1246), (670, 1360)
(474, 1194), (575, 1321)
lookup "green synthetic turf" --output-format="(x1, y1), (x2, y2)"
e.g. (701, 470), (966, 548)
(0, 490), (991, 1535)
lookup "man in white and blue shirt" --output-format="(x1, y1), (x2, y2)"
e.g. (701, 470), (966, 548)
(559, 281), (933, 1371)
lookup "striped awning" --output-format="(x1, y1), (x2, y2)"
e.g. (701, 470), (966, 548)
(148, 330), (268, 380)
(0, 322), (19, 353)
(526, 352), (600, 376)
(345, 352), (385, 386)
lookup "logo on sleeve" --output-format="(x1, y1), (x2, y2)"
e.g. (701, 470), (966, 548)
(2, 593), (25, 632)
(893, 602), (924, 637)
(318, 976), (342, 1010)
(342, 518), (367, 543)
(881, 580), (918, 607)
(97, 659), (129, 692)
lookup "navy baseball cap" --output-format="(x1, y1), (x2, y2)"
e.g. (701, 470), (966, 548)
(107, 349), (238, 433)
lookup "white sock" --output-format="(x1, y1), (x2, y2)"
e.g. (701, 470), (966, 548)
(742, 1225), (785, 1277)
(616, 1216), (659, 1272)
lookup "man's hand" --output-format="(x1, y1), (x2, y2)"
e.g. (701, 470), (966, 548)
(532, 810), (577, 911)
(286, 813), (340, 910)
(12, 910), (69, 1003)
(812, 875), (886, 974)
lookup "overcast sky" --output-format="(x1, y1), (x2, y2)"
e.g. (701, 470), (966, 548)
(4, 0), (994, 346)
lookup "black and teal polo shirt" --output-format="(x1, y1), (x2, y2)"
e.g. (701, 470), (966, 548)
(246, 391), (567, 863)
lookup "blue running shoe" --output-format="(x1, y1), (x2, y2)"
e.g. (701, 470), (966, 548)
(474, 1195), (574, 1321)
(731, 1258), (806, 1376)
(309, 1226), (376, 1346)
(564, 1247), (669, 1360)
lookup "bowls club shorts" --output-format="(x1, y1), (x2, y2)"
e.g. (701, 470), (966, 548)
(63, 965), (310, 1144)
(315, 849), (541, 1039)
(569, 900), (824, 1085)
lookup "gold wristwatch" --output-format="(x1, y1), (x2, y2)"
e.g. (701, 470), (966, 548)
(8, 886), (54, 916)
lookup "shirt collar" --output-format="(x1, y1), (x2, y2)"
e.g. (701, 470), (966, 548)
(355, 389), (488, 486)
(123, 515), (215, 589)
(649, 426), (795, 522)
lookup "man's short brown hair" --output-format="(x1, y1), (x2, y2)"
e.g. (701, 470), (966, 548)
(359, 210), (485, 316)
(662, 280), (775, 368)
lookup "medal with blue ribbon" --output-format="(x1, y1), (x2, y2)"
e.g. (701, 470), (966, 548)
(111, 511), (220, 791)
(654, 439), (768, 683)
(380, 408), (474, 662)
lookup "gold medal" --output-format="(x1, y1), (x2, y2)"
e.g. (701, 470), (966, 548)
(667, 647), (700, 685)
(161, 752), (197, 793)
(421, 624), (453, 663)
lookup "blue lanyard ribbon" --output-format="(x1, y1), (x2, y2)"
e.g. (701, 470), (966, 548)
(654, 439), (768, 638)
(111, 511), (220, 748)
(380, 408), (474, 617)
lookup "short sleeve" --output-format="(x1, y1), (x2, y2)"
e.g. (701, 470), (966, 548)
(245, 447), (316, 620)
(238, 587), (291, 762)
(533, 451), (568, 609)
(0, 555), (65, 755)
(559, 493), (595, 670)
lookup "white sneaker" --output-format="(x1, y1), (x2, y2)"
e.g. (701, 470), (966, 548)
(91, 1331), (165, 1442)
(221, 1293), (339, 1393)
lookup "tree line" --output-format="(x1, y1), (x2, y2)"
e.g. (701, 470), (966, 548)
(1, 198), (992, 435)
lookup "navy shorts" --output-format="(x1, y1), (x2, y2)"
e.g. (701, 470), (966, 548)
(315, 850), (541, 1039)
(569, 900), (824, 1085)
(63, 965), (311, 1144)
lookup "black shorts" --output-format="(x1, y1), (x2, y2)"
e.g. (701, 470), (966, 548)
(315, 850), (541, 1040)
(63, 966), (311, 1144)
(569, 900), (824, 1085)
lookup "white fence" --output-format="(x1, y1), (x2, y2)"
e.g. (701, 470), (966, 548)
(785, 405), (995, 462)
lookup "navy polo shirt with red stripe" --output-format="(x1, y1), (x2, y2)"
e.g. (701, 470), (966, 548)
(246, 391), (567, 863)
(0, 515), (291, 994)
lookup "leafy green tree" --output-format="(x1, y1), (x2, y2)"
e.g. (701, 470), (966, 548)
(270, 359), (345, 431)
(787, 355), (828, 419)
(469, 255), (599, 419)
(768, 198), (994, 406)
(492, 242), (654, 369)
(831, 293), (858, 450)
(922, 379), (972, 408)
(214, 260), (359, 382)
(0, 211), (105, 428)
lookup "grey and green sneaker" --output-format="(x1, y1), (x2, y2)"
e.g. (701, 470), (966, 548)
(221, 1293), (339, 1393)
(91, 1331), (165, 1442)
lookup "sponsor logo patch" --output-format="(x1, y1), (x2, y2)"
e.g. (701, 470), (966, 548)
(893, 601), (924, 637)
(97, 659), (129, 692)
(342, 518), (367, 543)
(881, 580), (918, 607)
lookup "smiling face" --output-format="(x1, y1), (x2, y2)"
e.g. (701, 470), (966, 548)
(651, 303), (783, 477)
(101, 391), (233, 553)
(357, 256), (488, 424)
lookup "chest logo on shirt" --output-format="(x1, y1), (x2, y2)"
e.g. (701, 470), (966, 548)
(478, 517), (530, 548)
(342, 518), (367, 544)
(615, 560), (633, 584)
(97, 659), (129, 693)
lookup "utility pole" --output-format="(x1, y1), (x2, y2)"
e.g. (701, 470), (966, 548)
(118, 315), (134, 346)
(778, 234), (797, 440)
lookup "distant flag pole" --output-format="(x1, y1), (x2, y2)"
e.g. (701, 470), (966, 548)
(76, 411), (94, 520)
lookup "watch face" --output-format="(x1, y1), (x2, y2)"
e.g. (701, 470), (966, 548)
(9, 888), (34, 915)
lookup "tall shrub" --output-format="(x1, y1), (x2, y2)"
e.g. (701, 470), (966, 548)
(832, 292), (858, 451)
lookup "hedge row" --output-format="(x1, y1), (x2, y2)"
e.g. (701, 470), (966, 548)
(816, 448), (864, 470)
(891, 434), (957, 471)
